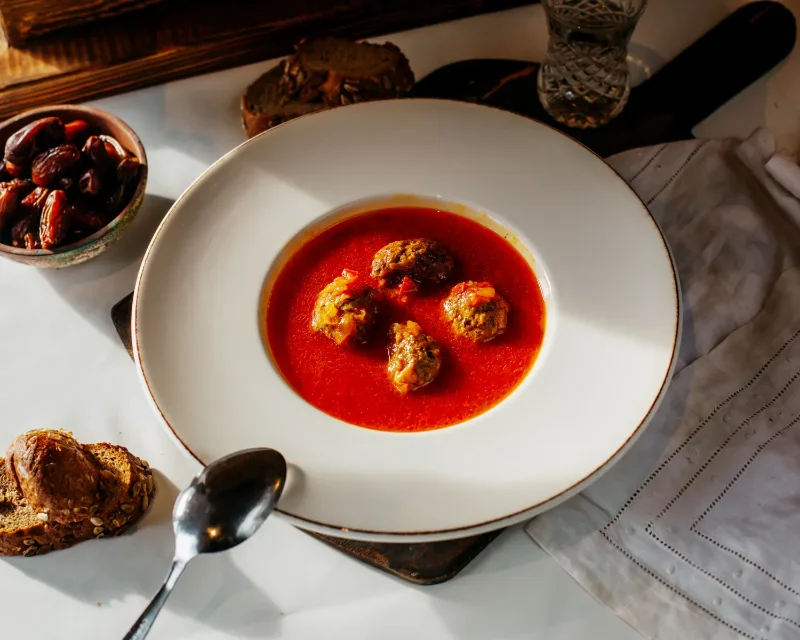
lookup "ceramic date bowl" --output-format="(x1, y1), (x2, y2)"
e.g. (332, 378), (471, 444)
(134, 99), (680, 542)
(0, 105), (148, 268)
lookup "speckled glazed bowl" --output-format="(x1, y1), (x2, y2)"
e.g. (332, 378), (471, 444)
(0, 105), (148, 268)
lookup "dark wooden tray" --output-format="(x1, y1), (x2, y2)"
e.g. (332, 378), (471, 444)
(0, 0), (168, 45)
(111, 1), (794, 584)
(411, 1), (796, 157)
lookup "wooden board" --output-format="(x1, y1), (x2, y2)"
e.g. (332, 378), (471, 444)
(0, 0), (532, 120)
(0, 0), (168, 46)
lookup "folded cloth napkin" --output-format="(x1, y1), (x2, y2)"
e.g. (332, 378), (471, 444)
(526, 129), (800, 640)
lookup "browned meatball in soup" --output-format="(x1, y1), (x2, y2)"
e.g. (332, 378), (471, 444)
(387, 321), (442, 393)
(311, 269), (377, 345)
(443, 281), (509, 342)
(371, 238), (453, 286)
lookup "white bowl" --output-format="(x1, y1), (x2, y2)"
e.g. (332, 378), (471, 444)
(134, 99), (680, 542)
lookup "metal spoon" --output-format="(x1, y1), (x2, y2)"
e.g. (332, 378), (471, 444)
(123, 448), (287, 640)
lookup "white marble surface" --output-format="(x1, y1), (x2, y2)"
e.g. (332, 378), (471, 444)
(0, 1), (797, 638)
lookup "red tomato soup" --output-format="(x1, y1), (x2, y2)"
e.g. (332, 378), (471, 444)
(266, 206), (546, 432)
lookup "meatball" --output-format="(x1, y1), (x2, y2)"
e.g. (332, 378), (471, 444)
(371, 238), (453, 286)
(443, 281), (509, 342)
(388, 321), (442, 394)
(311, 269), (377, 345)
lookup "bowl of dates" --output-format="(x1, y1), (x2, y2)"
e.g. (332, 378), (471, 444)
(0, 105), (147, 268)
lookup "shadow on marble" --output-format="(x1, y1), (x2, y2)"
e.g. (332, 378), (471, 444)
(5, 469), (282, 637)
(40, 194), (174, 344)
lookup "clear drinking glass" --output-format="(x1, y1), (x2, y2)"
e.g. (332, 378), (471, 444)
(537, 0), (647, 129)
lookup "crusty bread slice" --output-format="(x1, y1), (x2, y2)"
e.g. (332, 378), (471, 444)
(241, 37), (415, 139)
(241, 62), (326, 139)
(0, 441), (155, 557)
(279, 37), (414, 108)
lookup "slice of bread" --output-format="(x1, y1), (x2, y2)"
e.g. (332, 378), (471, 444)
(0, 432), (155, 557)
(241, 37), (415, 139)
(279, 37), (415, 107)
(241, 62), (326, 139)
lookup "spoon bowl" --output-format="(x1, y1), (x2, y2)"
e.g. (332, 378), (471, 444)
(124, 447), (287, 639)
(174, 448), (286, 558)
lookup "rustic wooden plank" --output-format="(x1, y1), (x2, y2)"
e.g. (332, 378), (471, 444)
(0, 0), (168, 45)
(0, 0), (534, 120)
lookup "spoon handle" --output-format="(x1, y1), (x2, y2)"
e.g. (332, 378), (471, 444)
(123, 559), (187, 640)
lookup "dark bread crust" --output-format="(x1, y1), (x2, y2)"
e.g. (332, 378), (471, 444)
(278, 37), (414, 109)
(6, 429), (100, 521)
(241, 38), (415, 139)
(241, 62), (326, 139)
(0, 431), (156, 557)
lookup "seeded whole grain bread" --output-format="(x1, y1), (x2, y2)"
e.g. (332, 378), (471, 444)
(0, 429), (155, 557)
(241, 37), (415, 139)
(241, 62), (324, 139)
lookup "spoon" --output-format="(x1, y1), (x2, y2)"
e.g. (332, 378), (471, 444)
(123, 448), (287, 640)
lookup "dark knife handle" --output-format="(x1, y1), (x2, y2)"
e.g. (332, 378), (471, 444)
(636, 1), (796, 130)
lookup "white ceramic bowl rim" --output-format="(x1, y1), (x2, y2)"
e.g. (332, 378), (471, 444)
(133, 99), (680, 542)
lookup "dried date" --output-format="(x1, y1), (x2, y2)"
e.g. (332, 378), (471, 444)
(31, 145), (82, 187)
(5, 161), (26, 179)
(78, 167), (103, 196)
(82, 136), (110, 171)
(4, 117), (65, 166)
(12, 186), (49, 247)
(6, 178), (34, 194)
(64, 120), (91, 146)
(82, 134), (127, 175)
(11, 213), (39, 248)
(117, 156), (140, 184)
(0, 184), (20, 225)
(39, 190), (69, 249)
(21, 186), (50, 213)
(105, 156), (141, 214)
(100, 135), (126, 166)
(23, 233), (38, 250)
(0, 179), (34, 228)
(65, 203), (105, 234)
(106, 187), (123, 215)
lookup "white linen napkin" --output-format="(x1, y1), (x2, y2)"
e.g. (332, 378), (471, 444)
(526, 128), (800, 640)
